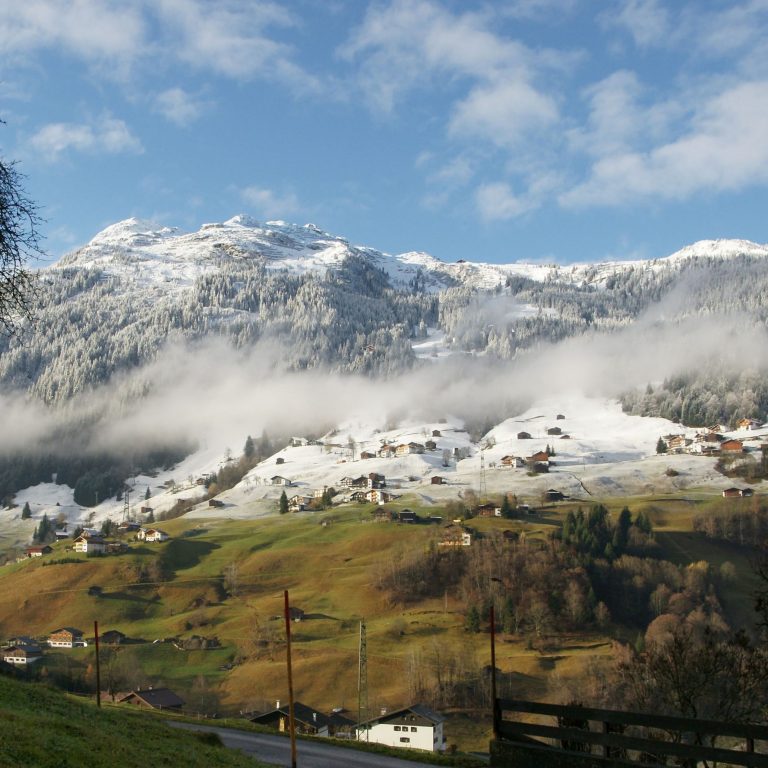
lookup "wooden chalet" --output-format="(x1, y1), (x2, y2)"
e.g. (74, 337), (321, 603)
(430, 475), (446, 485)
(517, 431), (532, 440)
(501, 455), (525, 468)
(25, 545), (52, 558)
(250, 701), (332, 737)
(73, 535), (105, 554)
(395, 442), (425, 457)
(48, 627), (86, 648)
(438, 525), (472, 547)
(119, 688), (185, 711)
(546, 426), (562, 436)
(2, 645), (43, 665)
(721, 439), (745, 453)
(474, 503), (499, 518)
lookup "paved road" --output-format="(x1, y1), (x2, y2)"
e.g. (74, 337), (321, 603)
(168, 722), (442, 767)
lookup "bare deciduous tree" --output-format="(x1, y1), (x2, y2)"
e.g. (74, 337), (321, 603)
(0, 144), (42, 335)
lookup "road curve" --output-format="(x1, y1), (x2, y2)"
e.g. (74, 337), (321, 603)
(168, 722), (443, 768)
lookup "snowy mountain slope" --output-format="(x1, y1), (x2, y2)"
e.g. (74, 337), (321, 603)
(57, 216), (768, 295)
(3, 394), (763, 545)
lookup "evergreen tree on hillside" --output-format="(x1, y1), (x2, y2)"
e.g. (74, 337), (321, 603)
(656, 437), (668, 454)
(243, 435), (255, 460)
(33, 513), (52, 543)
(21, 501), (31, 519)
(279, 491), (288, 515)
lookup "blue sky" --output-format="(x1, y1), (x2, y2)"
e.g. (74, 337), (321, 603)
(2, 0), (768, 265)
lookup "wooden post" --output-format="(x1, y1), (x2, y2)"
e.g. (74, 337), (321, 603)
(284, 590), (297, 768)
(93, 620), (101, 708)
(490, 605), (499, 739)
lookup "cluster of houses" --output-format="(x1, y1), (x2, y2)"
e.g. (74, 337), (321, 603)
(23, 525), (171, 560)
(662, 419), (766, 457)
(2, 627), (134, 667)
(248, 700), (445, 752)
(101, 690), (447, 753)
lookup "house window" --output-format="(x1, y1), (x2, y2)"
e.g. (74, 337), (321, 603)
(411, 726), (417, 732)
(394, 726), (401, 731)
(400, 737), (410, 743)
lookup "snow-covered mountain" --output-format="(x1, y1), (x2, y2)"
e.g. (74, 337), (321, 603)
(2, 215), (768, 523)
(56, 215), (768, 295)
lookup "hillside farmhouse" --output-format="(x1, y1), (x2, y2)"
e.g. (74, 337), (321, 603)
(250, 701), (349, 737)
(119, 688), (185, 711)
(138, 528), (170, 543)
(48, 628), (86, 648)
(357, 704), (445, 752)
(438, 525), (472, 547)
(25, 545), (52, 558)
(73, 535), (105, 554)
(396, 442), (426, 456)
(2, 645), (43, 665)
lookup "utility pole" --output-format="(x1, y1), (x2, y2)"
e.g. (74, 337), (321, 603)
(94, 620), (101, 708)
(357, 620), (368, 742)
(283, 591), (297, 768)
(122, 485), (130, 523)
(480, 449), (488, 502)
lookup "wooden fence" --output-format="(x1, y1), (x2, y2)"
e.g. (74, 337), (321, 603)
(492, 698), (768, 767)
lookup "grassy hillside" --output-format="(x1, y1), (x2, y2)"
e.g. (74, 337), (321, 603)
(0, 494), (763, 751)
(0, 672), (268, 768)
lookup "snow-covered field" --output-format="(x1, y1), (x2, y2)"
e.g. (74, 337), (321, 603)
(3, 394), (765, 549)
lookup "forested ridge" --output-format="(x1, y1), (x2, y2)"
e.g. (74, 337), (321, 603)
(2, 229), (768, 500)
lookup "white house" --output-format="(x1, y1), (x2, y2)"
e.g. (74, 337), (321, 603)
(357, 704), (445, 752)
(2, 645), (43, 665)
(72, 535), (105, 554)
(270, 476), (293, 487)
(139, 528), (170, 543)
(48, 627), (87, 648)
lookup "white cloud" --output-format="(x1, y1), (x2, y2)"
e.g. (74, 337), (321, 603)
(449, 77), (558, 148)
(0, 1), (146, 73)
(154, 0), (319, 91)
(561, 80), (768, 207)
(153, 87), (207, 125)
(241, 186), (300, 219)
(28, 115), (143, 161)
(601, 0), (670, 47)
(567, 70), (681, 159)
(476, 173), (560, 221)
(341, 0), (559, 118)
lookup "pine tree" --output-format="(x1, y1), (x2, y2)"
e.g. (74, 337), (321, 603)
(244, 435), (255, 460)
(279, 491), (289, 515)
(145, 486), (150, 501)
(21, 501), (31, 519)
(465, 606), (481, 633)
(656, 437), (668, 454)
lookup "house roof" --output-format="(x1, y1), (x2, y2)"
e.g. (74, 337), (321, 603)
(50, 627), (83, 637)
(251, 701), (331, 728)
(358, 703), (445, 727)
(119, 687), (185, 709)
